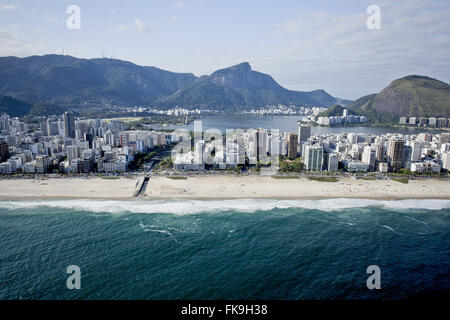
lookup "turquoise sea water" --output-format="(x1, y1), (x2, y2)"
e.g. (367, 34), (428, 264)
(0, 198), (449, 300)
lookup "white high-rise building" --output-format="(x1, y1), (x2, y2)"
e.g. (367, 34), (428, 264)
(257, 129), (268, 163)
(362, 146), (376, 172)
(67, 145), (81, 162)
(348, 133), (358, 144)
(304, 145), (323, 171)
(442, 152), (450, 171)
(246, 129), (258, 164)
(194, 140), (205, 165)
(440, 143), (450, 153)
(411, 141), (423, 162)
(104, 131), (114, 146)
(328, 153), (339, 171)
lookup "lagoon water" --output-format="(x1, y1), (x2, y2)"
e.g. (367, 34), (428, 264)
(0, 198), (449, 300)
(167, 115), (446, 135)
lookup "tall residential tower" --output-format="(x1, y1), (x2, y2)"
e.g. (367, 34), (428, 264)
(63, 112), (76, 139)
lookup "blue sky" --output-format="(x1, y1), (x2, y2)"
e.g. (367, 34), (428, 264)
(0, 0), (449, 99)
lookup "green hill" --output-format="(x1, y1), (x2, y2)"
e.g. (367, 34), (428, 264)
(347, 94), (398, 124)
(320, 75), (450, 125)
(27, 102), (65, 117)
(370, 75), (450, 117)
(0, 95), (65, 118)
(317, 104), (356, 117)
(0, 95), (32, 117)
(317, 95), (399, 125)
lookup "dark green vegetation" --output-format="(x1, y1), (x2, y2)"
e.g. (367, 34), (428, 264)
(307, 176), (339, 182)
(391, 177), (409, 184)
(166, 176), (188, 180)
(128, 144), (173, 171)
(154, 157), (173, 171)
(0, 55), (345, 111)
(271, 175), (299, 179)
(26, 102), (65, 117)
(227, 166), (242, 174)
(360, 175), (377, 180)
(317, 104), (356, 118)
(0, 95), (31, 117)
(127, 151), (157, 171)
(0, 95), (65, 117)
(128, 116), (189, 130)
(278, 157), (304, 173)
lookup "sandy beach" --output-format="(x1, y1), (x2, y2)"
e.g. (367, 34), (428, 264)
(0, 176), (449, 200)
(0, 177), (139, 200)
(145, 176), (450, 200)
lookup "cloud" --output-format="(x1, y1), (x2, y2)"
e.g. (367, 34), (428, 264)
(174, 1), (184, 9)
(0, 4), (18, 11)
(0, 28), (43, 56)
(113, 18), (151, 34)
(112, 24), (132, 32)
(134, 18), (146, 32)
(268, 0), (450, 98)
(44, 14), (58, 24)
(172, 1), (184, 21)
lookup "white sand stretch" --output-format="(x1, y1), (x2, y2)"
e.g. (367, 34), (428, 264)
(145, 176), (450, 200)
(0, 176), (449, 200)
(0, 177), (138, 199)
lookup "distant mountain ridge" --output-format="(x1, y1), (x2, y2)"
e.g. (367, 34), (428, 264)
(0, 55), (346, 110)
(157, 62), (347, 110)
(0, 55), (196, 107)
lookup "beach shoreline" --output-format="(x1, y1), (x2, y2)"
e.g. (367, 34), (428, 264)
(0, 176), (449, 201)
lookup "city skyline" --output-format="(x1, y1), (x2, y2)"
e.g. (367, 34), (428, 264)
(1, 110), (449, 175)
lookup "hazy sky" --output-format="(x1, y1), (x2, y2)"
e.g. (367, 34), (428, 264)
(0, 0), (449, 99)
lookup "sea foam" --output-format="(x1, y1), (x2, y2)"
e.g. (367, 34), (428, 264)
(0, 198), (449, 215)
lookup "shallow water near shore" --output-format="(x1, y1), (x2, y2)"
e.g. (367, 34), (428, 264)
(0, 198), (449, 299)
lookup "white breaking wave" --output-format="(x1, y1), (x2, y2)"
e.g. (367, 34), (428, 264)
(0, 198), (449, 215)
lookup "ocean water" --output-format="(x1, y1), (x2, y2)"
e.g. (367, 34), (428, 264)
(0, 198), (449, 300)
